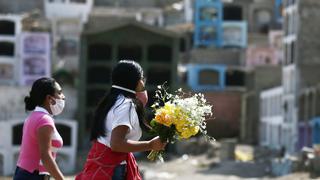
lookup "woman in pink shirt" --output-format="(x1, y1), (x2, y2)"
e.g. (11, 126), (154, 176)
(14, 77), (65, 180)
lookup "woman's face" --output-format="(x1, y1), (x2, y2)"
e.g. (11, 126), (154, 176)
(43, 82), (65, 113)
(135, 79), (146, 92)
(53, 82), (65, 100)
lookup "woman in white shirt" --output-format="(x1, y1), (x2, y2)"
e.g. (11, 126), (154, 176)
(76, 60), (166, 180)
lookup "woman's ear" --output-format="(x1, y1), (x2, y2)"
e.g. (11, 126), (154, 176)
(46, 95), (55, 105)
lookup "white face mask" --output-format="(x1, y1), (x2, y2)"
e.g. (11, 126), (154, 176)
(50, 98), (65, 116)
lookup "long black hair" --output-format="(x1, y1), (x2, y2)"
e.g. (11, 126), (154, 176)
(90, 60), (149, 141)
(24, 77), (56, 111)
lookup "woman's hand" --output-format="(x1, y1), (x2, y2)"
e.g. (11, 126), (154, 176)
(149, 136), (167, 151)
(111, 126), (167, 152)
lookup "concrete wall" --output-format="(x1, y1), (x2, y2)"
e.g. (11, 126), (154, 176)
(248, 33), (269, 47)
(0, 15), (22, 85)
(0, 0), (43, 13)
(0, 86), (29, 120)
(45, 0), (93, 23)
(291, 0), (320, 88)
(241, 66), (282, 143)
(91, 7), (164, 27)
(94, 0), (180, 7)
(190, 48), (245, 66)
(260, 86), (284, 149)
(0, 85), (78, 121)
(297, 0), (320, 66)
(299, 65), (320, 89)
(253, 66), (282, 91)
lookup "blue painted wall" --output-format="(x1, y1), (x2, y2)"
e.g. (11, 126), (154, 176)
(311, 117), (320, 145)
(194, 0), (223, 47)
(275, 0), (283, 24)
(187, 64), (226, 91)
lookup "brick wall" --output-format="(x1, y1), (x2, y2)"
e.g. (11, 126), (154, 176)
(203, 91), (243, 139)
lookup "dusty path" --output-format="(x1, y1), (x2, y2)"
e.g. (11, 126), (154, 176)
(139, 155), (311, 180)
(0, 154), (314, 180)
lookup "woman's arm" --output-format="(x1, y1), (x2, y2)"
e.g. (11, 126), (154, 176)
(37, 126), (64, 180)
(110, 125), (166, 153)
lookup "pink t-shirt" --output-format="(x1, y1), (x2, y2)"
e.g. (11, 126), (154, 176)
(17, 107), (63, 174)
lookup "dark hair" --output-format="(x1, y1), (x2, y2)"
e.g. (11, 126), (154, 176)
(90, 60), (149, 140)
(24, 77), (56, 111)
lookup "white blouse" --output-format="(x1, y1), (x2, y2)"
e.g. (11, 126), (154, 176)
(97, 95), (142, 147)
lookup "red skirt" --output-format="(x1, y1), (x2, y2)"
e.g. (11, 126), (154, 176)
(75, 141), (142, 180)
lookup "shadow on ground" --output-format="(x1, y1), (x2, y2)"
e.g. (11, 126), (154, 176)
(197, 161), (269, 178)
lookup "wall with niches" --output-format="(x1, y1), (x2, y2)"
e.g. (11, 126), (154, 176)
(0, 86), (78, 121)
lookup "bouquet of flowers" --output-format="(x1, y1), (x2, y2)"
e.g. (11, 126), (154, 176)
(147, 84), (214, 161)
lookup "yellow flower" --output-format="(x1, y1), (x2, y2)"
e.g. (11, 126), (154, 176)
(154, 102), (201, 139)
(191, 126), (200, 135)
(154, 103), (176, 127)
(155, 110), (172, 127)
(177, 125), (200, 139)
(176, 124), (184, 133)
(181, 130), (192, 139)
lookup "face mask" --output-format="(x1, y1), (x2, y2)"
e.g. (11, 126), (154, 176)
(136, 90), (148, 107)
(112, 85), (148, 107)
(50, 98), (65, 116)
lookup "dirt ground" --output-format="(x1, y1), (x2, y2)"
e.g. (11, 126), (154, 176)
(0, 156), (311, 180)
(0, 157), (313, 180)
(1, 144), (317, 180)
(139, 154), (312, 180)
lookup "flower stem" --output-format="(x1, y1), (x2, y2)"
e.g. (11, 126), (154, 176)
(147, 150), (164, 161)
